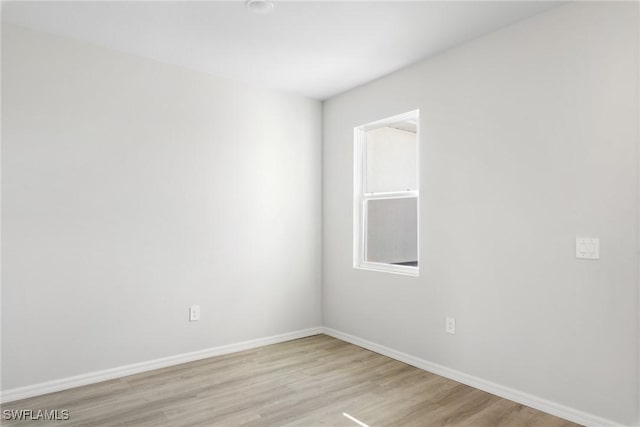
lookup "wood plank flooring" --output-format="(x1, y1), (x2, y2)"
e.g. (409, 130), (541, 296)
(1, 335), (582, 426)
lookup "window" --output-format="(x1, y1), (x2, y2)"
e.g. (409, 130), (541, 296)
(353, 110), (419, 276)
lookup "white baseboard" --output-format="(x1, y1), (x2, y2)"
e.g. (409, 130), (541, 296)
(321, 327), (629, 427)
(1, 326), (632, 427)
(1, 327), (323, 403)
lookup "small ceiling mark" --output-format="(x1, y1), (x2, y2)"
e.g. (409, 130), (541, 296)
(245, 0), (274, 15)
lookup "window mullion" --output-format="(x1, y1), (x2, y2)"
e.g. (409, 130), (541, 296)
(363, 191), (418, 201)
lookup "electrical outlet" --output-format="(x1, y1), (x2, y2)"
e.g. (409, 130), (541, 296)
(189, 305), (200, 322)
(446, 317), (456, 334)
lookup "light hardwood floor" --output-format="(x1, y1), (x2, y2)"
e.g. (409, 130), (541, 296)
(2, 335), (581, 426)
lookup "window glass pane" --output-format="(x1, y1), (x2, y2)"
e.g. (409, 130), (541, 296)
(365, 197), (418, 266)
(365, 125), (417, 194)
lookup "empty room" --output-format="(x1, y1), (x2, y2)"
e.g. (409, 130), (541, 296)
(1, 1), (639, 426)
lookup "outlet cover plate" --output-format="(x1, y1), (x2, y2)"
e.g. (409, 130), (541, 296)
(189, 305), (200, 322)
(446, 317), (456, 334)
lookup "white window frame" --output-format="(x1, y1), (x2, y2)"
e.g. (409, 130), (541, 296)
(353, 110), (420, 276)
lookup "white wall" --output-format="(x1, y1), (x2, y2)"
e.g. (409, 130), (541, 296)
(323, 2), (638, 426)
(1, 24), (322, 390)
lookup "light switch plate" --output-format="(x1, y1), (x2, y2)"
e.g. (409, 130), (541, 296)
(576, 238), (599, 260)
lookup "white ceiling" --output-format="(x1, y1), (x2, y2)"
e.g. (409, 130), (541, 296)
(2, 1), (562, 100)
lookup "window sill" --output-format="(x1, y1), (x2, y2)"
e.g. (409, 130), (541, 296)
(354, 262), (419, 277)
